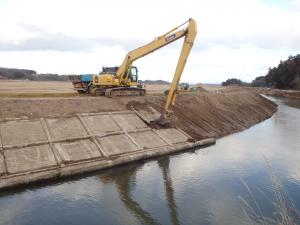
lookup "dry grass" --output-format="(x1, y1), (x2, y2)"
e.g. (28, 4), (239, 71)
(239, 156), (300, 225)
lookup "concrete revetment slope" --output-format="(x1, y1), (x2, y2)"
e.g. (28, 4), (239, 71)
(0, 111), (215, 190)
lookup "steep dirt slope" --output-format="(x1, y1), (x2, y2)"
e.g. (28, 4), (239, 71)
(127, 91), (277, 139)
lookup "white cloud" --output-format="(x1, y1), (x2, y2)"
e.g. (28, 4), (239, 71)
(0, 0), (299, 83)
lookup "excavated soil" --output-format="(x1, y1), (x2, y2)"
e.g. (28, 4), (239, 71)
(0, 89), (277, 140)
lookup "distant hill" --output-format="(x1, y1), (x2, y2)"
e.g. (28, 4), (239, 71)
(251, 54), (300, 90)
(0, 67), (68, 81)
(142, 80), (170, 85)
(0, 67), (37, 80)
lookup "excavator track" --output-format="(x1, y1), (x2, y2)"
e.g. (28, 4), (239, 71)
(105, 87), (146, 97)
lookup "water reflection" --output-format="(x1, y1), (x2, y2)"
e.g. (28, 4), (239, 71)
(157, 158), (180, 225)
(99, 163), (159, 225)
(98, 157), (181, 225)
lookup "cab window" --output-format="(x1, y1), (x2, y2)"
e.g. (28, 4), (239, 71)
(131, 67), (138, 82)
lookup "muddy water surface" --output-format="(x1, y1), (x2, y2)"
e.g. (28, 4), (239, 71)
(0, 97), (299, 225)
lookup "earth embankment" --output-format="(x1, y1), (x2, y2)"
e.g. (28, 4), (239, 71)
(0, 89), (277, 140)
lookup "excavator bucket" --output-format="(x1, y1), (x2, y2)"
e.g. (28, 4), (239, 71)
(154, 113), (171, 126)
(133, 106), (171, 127)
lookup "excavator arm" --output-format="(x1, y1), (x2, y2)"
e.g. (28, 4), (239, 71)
(117, 19), (197, 113)
(163, 19), (197, 114)
(117, 18), (197, 122)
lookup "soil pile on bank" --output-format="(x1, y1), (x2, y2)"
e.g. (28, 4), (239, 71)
(0, 89), (277, 140)
(127, 91), (277, 139)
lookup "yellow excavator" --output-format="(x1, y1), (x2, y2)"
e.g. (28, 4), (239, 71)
(69, 18), (197, 120)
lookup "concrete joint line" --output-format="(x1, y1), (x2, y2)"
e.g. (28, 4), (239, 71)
(95, 131), (125, 138)
(124, 131), (142, 150)
(3, 141), (51, 151)
(60, 115), (108, 159)
(51, 136), (92, 143)
(76, 114), (93, 135)
(108, 111), (133, 115)
(0, 117), (29, 123)
(109, 113), (124, 131)
(40, 118), (63, 168)
(50, 143), (65, 167)
(40, 118), (53, 142)
(80, 112), (108, 116)
(127, 128), (152, 134)
(109, 111), (143, 149)
(0, 151), (8, 175)
(152, 129), (173, 146)
(76, 114), (109, 158)
(93, 138), (109, 158)
(92, 137), (108, 158)
(80, 111), (133, 117)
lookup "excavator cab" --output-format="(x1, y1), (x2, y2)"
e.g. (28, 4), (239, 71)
(179, 83), (190, 90)
(130, 66), (138, 82)
(120, 66), (138, 83)
(100, 66), (138, 82)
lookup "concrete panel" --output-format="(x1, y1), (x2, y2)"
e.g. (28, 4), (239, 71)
(156, 128), (188, 144)
(0, 120), (47, 147)
(112, 113), (147, 131)
(4, 144), (57, 174)
(54, 139), (102, 163)
(129, 130), (166, 149)
(98, 134), (138, 156)
(81, 114), (121, 135)
(46, 117), (87, 141)
(135, 107), (161, 124)
(0, 154), (5, 175)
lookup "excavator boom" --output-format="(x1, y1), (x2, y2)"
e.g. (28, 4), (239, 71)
(71, 19), (197, 123)
(116, 18), (197, 116)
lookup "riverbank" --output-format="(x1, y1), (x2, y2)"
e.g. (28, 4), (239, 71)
(0, 89), (277, 190)
(262, 88), (300, 99)
(0, 89), (277, 139)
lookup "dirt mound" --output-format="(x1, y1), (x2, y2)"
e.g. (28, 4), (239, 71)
(127, 91), (277, 139)
(0, 90), (277, 140)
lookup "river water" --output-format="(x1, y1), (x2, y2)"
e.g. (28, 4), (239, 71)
(0, 97), (299, 225)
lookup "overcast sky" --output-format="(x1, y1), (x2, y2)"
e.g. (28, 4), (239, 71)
(0, 0), (299, 83)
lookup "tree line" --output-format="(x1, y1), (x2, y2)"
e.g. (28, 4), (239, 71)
(0, 67), (172, 84)
(0, 67), (68, 81)
(222, 54), (300, 90)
